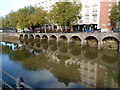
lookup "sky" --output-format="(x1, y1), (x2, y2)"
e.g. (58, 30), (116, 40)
(0, 0), (119, 17)
(0, 0), (39, 17)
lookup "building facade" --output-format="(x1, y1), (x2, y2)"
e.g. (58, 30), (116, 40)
(35, 0), (118, 32)
(78, 0), (117, 32)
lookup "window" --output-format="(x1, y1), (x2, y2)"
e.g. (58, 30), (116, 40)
(108, 13), (111, 16)
(93, 19), (97, 22)
(54, 25), (57, 29)
(85, 5), (90, 8)
(102, 24), (106, 26)
(79, 20), (83, 23)
(108, 23), (111, 26)
(109, 9), (111, 11)
(109, 4), (111, 6)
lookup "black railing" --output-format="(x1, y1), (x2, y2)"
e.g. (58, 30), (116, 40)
(0, 70), (33, 90)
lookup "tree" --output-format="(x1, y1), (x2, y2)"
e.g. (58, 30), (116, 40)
(49, 1), (82, 26)
(2, 15), (11, 29)
(2, 11), (18, 30)
(17, 6), (35, 29)
(0, 16), (3, 28)
(110, 1), (120, 23)
(30, 7), (48, 26)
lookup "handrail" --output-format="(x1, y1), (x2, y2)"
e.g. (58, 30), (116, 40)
(0, 70), (33, 89)
(0, 70), (16, 81)
(0, 79), (15, 90)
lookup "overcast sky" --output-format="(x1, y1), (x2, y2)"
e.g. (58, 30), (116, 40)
(0, 0), (39, 17)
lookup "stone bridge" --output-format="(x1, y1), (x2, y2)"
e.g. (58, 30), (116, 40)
(2, 32), (120, 52)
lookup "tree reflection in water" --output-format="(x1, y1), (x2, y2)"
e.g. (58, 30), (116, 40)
(1, 40), (119, 88)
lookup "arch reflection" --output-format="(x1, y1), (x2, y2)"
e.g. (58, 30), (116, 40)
(83, 47), (98, 59)
(101, 50), (119, 64)
(69, 45), (81, 56)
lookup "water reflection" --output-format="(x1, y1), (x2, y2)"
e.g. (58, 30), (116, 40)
(101, 49), (119, 64)
(1, 40), (119, 88)
(49, 40), (57, 51)
(69, 44), (81, 56)
(83, 46), (98, 59)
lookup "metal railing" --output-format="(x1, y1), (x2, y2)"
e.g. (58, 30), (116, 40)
(0, 70), (34, 90)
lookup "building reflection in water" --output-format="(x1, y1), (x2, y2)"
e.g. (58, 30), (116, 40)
(1, 39), (119, 88)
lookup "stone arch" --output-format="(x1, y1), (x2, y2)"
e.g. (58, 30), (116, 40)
(29, 34), (34, 39)
(59, 35), (68, 43)
(29, 35), (34, 43)
(35, 35), (40, 39)
(42, 35), (48, 40)
(50, 35), (57, 40)
(19, 34), (23, 39)
(84, 36), (98, 47)
(49, 35), (57, 48)
(35, 35), (40, 42)
(41, 35), (48, 44)
(102, 36), (119, 51)
(70, 36), (81, 46)
(24, 34), (28, 39)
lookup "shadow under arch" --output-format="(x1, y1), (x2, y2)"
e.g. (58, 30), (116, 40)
(84, 36), (98, 47)
(29, 34), (34, 39)
(24, 34), (28, 39)
(58, 35), (68, 43)
(19, 34), (23, 39)
(42, 35), (48, 40)
(69, 36), (81, 46)
(35, 35), (40, 39)
(35, 35), (40, 43)
(102, 36), (119, 51)
(50, 35), (57, 40)
(41, 35), (48, 44)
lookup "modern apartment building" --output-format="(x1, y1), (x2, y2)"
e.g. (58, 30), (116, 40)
(35, 0), (118, 32)
(77, 0), (117, 32)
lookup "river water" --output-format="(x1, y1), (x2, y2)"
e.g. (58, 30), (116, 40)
(0, 38), (119, 88)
